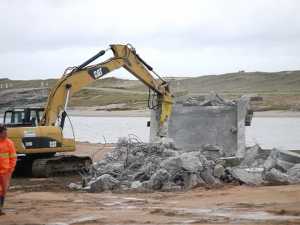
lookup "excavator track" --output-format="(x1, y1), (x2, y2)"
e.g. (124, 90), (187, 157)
(31, 155), (92, 177)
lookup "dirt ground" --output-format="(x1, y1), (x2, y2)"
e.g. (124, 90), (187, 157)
(2, 142), (300, 225)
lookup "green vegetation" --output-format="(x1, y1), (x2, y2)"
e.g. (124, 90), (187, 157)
(1, 70), (299, 111)
(70, 88), (147, 109)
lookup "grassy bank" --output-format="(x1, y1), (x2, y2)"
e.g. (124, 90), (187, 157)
(1, 70), (299, 111)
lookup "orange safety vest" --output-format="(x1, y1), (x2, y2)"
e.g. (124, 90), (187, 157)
(0, 138), (17, 174)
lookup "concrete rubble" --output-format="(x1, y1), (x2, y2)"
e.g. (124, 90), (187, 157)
(225, 145), (300, 186)
(70, 137), (222, 192)
(69, 142), (300, 193)
(69, 93), (299, 192)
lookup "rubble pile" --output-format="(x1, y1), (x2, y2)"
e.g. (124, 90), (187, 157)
(182, 93), (235, 107)
(69, 140), (300, 192)
(74, 138), (222, 192)
(226, 145), (300, 185)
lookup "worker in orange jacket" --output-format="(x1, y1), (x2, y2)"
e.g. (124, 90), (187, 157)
(0, 124), (17, 215)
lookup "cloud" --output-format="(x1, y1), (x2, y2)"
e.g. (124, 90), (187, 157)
(0, 0), (299, 79)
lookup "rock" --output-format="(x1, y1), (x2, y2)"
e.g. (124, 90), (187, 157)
(277, 150), (300, 164)
(263, 149), (299, 173)
(160, 156), (183, 178)
(130, 181), (143, 190)
(229, 168), (264, 185)
(213, 164), (225, 178)
(160, 153), (203, 178)
(75, 138), (224, 193)
(263, 168), (290, 185)
(97, 162), (124, 177)
(276, 159), (296, 172)
(180, 152), (204, 172)
(68, 183), (82, 190)
(89, 174), (120, 192)
(161, 182), (182, 192)
(133, 161), (158, 181)
(162, 149), (179, 158)
(287, 163), (300, 182)
(240, 145), (270, 168)
(200, 167), (220, 186)
(201, 144), (224, 160)
(184, 174), (206, 189)
(148, 169), (170, 190)
(217, 156), (242, 167)
(263, 149), (279, 171)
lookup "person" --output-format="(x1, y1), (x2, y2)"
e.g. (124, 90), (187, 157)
(0, 124), (17, 215)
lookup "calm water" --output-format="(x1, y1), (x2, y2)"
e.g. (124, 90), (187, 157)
(63, 117), (150, 144)
(246, 117), (300, 149)
(63, 116), (300, 150)
(1, 116), (299, 150)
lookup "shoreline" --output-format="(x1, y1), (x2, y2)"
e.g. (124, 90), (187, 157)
(1, 109), (300, 118)
(67, 109), (150, 117)
(67, 109), (300, 118)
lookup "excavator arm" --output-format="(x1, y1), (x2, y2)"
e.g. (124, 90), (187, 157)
(41, 44), (173, 134)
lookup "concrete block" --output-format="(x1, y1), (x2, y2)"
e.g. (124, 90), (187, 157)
(165, 95), (250, 157)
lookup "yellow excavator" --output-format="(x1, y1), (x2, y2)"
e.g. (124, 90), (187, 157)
(3, 44), (173, 177)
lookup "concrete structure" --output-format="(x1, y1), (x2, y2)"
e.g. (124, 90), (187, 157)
(150, 94), (251, 157)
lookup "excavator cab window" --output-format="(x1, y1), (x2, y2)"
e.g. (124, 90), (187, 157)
(4, 108), (44, 127)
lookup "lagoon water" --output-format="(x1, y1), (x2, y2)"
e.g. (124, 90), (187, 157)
(1, 115), (298, 150)
(63, 116), (300, 150)
(246, 117), (300, 150)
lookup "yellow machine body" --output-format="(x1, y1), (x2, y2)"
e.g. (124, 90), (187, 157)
(7, 126), (75, 154)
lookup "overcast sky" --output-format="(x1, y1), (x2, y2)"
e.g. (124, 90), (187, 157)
(1, 0), (300, 80)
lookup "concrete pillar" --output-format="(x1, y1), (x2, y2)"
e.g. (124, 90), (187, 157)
(236, 96), (250, 158)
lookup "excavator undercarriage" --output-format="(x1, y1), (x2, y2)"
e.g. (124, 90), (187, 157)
(5, 107), (92, 177)
(15, 154), (92, 177)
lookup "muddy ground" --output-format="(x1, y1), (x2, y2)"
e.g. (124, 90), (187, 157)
(2, 142), (300, 225)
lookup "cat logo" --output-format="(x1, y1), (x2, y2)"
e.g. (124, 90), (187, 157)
(88, 66), (109, 79)
(93, 68), (103, 78)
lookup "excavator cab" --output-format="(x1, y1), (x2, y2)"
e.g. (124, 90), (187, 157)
(3, 108), (44, 128)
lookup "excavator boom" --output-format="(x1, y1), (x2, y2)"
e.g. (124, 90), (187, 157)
(41, 44), (172, 131)
(5, 44), (173, 177)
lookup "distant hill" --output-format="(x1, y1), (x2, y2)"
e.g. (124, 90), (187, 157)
(172, 71), (300, 94)
(0, 70), (299, 111)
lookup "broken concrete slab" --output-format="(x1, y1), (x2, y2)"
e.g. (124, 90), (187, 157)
(263, 168), (291, 185)
(147, 169), (170, 190)
(165, 94), (251, 158)
(89, 174), (120, 192)
(228, 167), (264, 186)
(287, 164), (300, 179)
(240, 145), (270, 168)
(217, 156), (242, 167)
(226, 147), (300, 186)
(264, 149), (300, 172)
(277, 150), (300, 164)
(213, 164), (225, 178)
